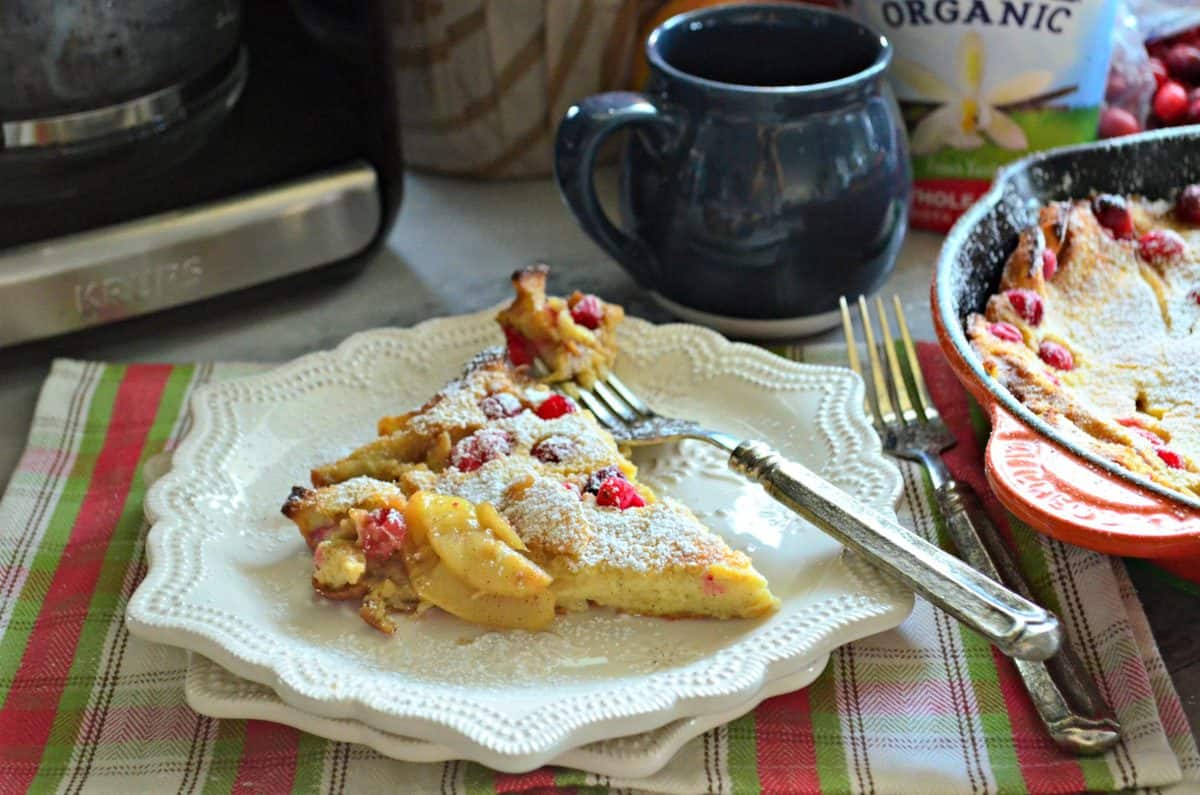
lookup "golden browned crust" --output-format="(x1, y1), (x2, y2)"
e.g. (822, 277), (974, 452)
(280, 477), (415, 633)
(967, 195), (1200, 497)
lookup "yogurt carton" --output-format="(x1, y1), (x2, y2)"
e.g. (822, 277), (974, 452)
(846, 0), (1121, 231)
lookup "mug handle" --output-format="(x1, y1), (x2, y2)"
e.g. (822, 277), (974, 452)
(554, 92), (682, 276)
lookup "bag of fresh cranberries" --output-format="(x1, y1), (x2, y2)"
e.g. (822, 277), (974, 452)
(1100, 0), (1200, 136)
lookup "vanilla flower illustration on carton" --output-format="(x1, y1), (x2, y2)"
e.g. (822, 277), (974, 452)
(895, 31), (1053, 155)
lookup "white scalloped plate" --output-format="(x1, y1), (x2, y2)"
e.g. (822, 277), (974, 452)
(185, 651), (829, 778)
(127, 310), (912, 773)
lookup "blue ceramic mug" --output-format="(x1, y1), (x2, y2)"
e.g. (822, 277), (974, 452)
(555, 4), (911, 338)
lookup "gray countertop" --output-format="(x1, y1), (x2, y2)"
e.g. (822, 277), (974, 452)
(0, 170), (1195, 738)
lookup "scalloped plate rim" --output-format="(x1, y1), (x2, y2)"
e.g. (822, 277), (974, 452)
(127, 310), (912, 770)
(184, 650), (834, 777)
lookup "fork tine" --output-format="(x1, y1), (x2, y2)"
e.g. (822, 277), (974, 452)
(605, 373), (653, 417)
(856, 295), (897, 424)
(592, 380), (639, 423)
(875, 296), (916, 424)
(892, 296), (939, 421)
(840, 296), (884, 428)
(557, 382), (623, 430)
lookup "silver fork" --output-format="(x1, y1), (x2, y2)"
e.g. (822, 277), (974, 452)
(842, 294), (1119, 754)
(544, 362), (1062, 662)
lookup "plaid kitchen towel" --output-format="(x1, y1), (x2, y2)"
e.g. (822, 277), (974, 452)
(0, 350), (1197, 795)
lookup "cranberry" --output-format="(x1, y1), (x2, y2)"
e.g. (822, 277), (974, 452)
(1098, 106), (1141, 139)
(1092, 194), (1134, 239)
(1157, 447), (1185, 470)
(569, 294), (605, 329)
(503, 327), (535, 367)
(535, 393), (576, 420)
(1165, 44), (1200, 83)
(584, 465), (624, 494)
(357, 508), (406, 561)
(988, 322), (1023, 343)
(1138, 229), (1187, 264)
(479, 392), (523, 419)
(451, 428), (512, 471)
(1190, 288), (1200, 305)
(1004, 289), (1044, 325)
(1037, 341), (1074, 371)
(1153, 81), (1189, 124)
(1041, 249), (1058, 280)
(531, 435), (576, 463)
(1150, 57), (1169, 88)
(1177, 185), (1200, 224)
(1188, 98), (1200, 125)
(595, 476), (646, 509)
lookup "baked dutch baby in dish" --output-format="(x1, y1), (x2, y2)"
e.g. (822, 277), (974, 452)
(283, 268), (779, 632)
(968, 186), (1200, 497)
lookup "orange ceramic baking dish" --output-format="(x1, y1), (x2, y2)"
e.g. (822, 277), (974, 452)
(933, 128), (1200, 582)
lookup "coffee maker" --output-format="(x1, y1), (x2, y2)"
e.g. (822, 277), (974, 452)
(0, 0), (403, 346)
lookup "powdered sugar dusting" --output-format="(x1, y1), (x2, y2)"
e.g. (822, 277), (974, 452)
(428, 455), (535, 507)
(495, 411), (616, 465)
(502, 476), (593, 557)
(578, 499), (724, 573)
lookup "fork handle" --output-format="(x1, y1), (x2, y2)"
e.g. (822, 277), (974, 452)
(935, 481), (1120, 753)
(729, 441), (1062, 661)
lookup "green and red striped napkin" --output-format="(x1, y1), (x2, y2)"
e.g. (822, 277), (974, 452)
(0, 347), (1197, 794)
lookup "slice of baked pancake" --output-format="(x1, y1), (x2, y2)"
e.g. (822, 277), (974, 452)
(285, 271), (778, 632)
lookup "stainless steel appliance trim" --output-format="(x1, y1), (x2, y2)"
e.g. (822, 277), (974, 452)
(1, 49), (248, 149)
(0, 161), (380, 346)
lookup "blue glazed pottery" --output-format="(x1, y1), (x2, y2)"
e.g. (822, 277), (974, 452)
(555, 4), (911, 338)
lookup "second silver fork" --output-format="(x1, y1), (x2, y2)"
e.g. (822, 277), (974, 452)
(842, 294), (1120, 755)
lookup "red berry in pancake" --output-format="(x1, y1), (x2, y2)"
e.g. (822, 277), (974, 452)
(1157, 447), (1185, 470)
(1037, 341), (1074, 371)
(531, 435), (576, 463)
(595, 476), (645, 509)
(1041, 249), (1058, 280)
(1092, 194), (1134, 239)
(356, 508), (406, 561)
(479, 392), (524, 419)
(584, 465), (624, 494)
(1138, 229), (1187, 265)
(1004, 289), (1043, 325)
(535, 393), (576, 419)
(569, 294), (605, 329)
(451, 428), (513, 471)
(988, 322), (1023, 343)
(1178, 185), (1200, 224)
(504, 327), (535, 366)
